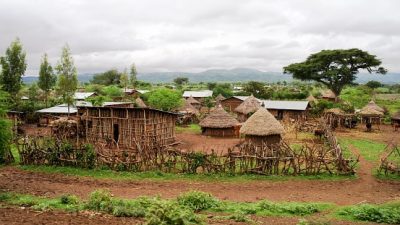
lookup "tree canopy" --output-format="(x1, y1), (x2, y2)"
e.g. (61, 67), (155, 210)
(38, 54), (56, 106)
(173, 77), (189, 86)
(0, 38), (27, 100)
(91, 69), (121, 85)
(147, 88), (183, 111)
(365, 80), (383, 89)
(283, 49), (387, 98)
(129, 63), (137, 87)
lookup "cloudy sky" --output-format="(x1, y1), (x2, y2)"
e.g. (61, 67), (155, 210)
(1, 0), (399, 75)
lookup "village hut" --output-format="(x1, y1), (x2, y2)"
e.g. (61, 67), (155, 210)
(358, 107), (383, 127)
(234, 95), (261, 122)
(324, 108), (356, 129)
(183, 90), (213, 103)
(391, 111), (400, 130)
(220, 96), (248, 112)
(262, 100), (310, 121)
(135, 97), (147, 108)
(177, 100), (200, 124)
(240, 107), (285, 146)
(321, 90), (337, 102)
(306, 95), (318, 105)
(215, 94), (226, 104)
(199, 105), (240, 137)
(362, 100), (385, 113)
(186, 96), (201, 109)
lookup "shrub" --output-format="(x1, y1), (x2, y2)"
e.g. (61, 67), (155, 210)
(85, 189), (113, 212)
(60, 194), (79, 205)
(177, 191), (220, 211)
(227, 213), (251, 222)
(338, 203), (400, 224)
(258, 201), (321, 216)
(145, 200), (201, 225)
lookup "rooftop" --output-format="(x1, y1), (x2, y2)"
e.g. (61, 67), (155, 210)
(183, 90), (213, 98)
(262, 100), (309, 111)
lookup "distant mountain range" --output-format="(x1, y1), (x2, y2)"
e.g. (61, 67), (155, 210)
(22, 68), (400, 84)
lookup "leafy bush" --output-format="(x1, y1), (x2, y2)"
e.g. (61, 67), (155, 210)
(60, 194), (79, 205)
(257, 201), (322, 216)
(177, 191), (220, 211)
(146, 88), (183, 111)
(338, 203), (400, 224)
(145, 200), (201, 225)
(85, 189), (113, 212)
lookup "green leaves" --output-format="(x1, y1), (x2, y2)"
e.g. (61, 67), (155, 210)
(56, 45), (78, 108)
(147, 88), (183, 111)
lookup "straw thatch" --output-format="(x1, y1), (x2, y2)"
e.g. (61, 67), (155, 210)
(240, 107), (284, 136)
(234, 95), (261, 115)
(322, 90), (336, 99)
(178, 100), (200, 115)
(135, 97), (147, 108)
(392, 111), (400, 120)
(215, 94), (226, 103)
(307, 95), (317, 103)
(199, 105), (239, 128)
(361, 100), (384, 113)
(186, 96), (200, 105)
(324, 108), (345, 115)
(359, 107), (384, 116)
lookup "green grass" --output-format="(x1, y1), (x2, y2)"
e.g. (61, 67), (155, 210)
(10, 144), (20, 164)
(17, 165), (354, 182)
(336, 202), (400, 224)
(339, 138), (386, 162)
(175, 124), (202, 134)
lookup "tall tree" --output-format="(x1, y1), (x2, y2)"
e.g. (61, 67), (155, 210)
(0, 38), (27, 101)
(56, 45), (78, 115)
(283, 49), (386, 100)
(173, 77), (189, 86)
(129, 63), (137, 87)
(120, 69), (129, 92)
(91, 69), (121, 85)
(38, 54), (56, 107)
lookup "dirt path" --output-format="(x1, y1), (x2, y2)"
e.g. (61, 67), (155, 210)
(0, 166), (399, 206)
(347, 144), (375, 184)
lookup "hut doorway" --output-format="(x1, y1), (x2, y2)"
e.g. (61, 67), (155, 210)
(113, 124), (119, 143)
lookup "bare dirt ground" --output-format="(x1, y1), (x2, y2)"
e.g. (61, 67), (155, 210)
(335, 124), (400, 145)
(176, 133), (241, 153)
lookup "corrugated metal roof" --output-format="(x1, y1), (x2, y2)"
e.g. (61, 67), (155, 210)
(183, 90), (213, 98)
(75, 101), (132, 107)
(74, 92), (95, 100)
(262, 100), (309, 111)
(37, 105), (78, 114)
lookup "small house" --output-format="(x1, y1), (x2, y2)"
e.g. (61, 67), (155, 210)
(240, 108), (285, 146)
(321, 90), (337, 102)
(178, 100), (200, 124)
(199, 105), (240, 137)
(36, 104), (78, 126)
(391, 111), (400, 127)
(221, 96), (253, 112)
(215, 94), (226, 104)
(186, 96), (201, 109)
(262, 100), (310, 121)
(182, 90), (213, 103)
(234, 95), (261, 122)
(74, 92), (96, 101)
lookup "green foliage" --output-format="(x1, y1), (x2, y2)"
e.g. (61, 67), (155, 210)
(339, 138), (386, 162)
(0, 118), (12, 163)
(86, 189), (113, 212)
(365, 80), (383, 89)
(338, 202), (400, 224)
(130, 63), (138, 87)
(175, 124), (201, 134)
(212, 83), (233, 98)
(60, 194), (80, 205)
(284, 48), (386, 97)
(340, 86), (371, 109)
(102, 85), (123, 99)
(38, 54), (56, 106)
(177, 191), (220, 211)
(120, 69), (129, 90)
(173, 77), (189, 86)
(147, 88), (183, 111)
(0, 38), (27, 99)
(56, 45), (78, 112)
(257, 200), (322, 216)
(243, 81), (271, 99)
(186, 152), (206, 174)
(226, 213), (251, 222)
(91, 69), (122, 85)
(145, 200), (201, 225)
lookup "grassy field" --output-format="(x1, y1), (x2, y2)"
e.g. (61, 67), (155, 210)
(338, 138), (387, 162)
(1, 190), (398, 224)
(175, 124), (202, 134)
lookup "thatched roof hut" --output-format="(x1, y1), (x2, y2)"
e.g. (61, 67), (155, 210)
(392, 111), (400, 125)
(358, 106), (383, 127)
(234, 95), (261, 122)
(307, 95), (317, 103)
(199, 105), (239, 137)
(322, 90), (336, 100)
(240, 108), (284, 146)
(324, 108), (344, 115)
(187, 96), (200, 105)
(215, 94), (226, 103)
(359, 108), (384, 116)
(179, 100), (200, 116)
(361, 100), (384, 113)
(135, 97), (147, 108)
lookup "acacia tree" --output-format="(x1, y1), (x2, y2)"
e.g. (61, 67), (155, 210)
(283, 49), (387, 100)
(129, 63), (137, 87)
(38, 54), (56, 107)
(56, 45), (78, 115)
(0, 38), (27, 102)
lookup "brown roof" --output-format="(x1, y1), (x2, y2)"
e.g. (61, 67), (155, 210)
(199, 105), (239, 128)
(186, 96), (201, 105)
(392, 111), (400, 120)
(324, 108), (345, 115)
(359, 107), (384, 116)
(306, 95), (317, 102)
(178, 100), (200, 115)
(234, 95), (261, 115)
(215, 94), (226, 103)
(135, 97), (147, 108)
(361, 100), (384, 113)
(322, 90), (336, 99)
(240, 108), (284, 136)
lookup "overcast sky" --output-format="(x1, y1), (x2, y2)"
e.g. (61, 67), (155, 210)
(1, 0), (399, 75)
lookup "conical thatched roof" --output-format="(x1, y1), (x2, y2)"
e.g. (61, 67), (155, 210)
(178, 100), (200, 115)
(322, 90), (336, 99)
(392, 111), (400, 120)
(186, 96), (200, 105)
(359, 107), (384, 116)
(135, 97), (147, 108)
(234, 95), (261, 115)
(324, 108), (345, 115)
(307, 95), (317, 102)
(240, 108), (284, 136)
(215, 94), (226, 103)
(361, 100), (384, 113)
(199, 105), (239, 128)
